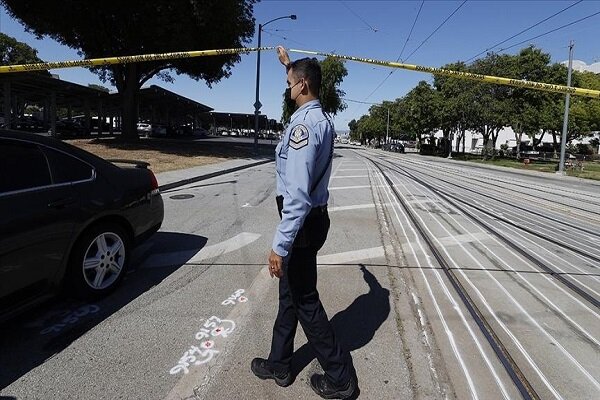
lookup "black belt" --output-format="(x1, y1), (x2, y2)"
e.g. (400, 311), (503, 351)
(310, 204), (328, 215)
(276, 195), (327, 218)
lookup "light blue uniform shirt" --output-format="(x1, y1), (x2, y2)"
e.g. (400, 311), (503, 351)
(272, 99), (334, 257)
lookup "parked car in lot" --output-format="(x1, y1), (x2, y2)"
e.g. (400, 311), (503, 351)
(193, 127), (208, 136)
(175, 125), (193, 136)
(52, 119), (86, 137)
(16, 116), (44, 132)
(137, 122), (151, 136)
(0, 130), (164, 322)
(151, 124), (167, 137)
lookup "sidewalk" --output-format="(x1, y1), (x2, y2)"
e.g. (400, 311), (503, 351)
(156, 156), (274, 191)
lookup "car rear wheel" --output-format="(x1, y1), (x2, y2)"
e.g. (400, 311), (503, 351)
(67, 223), (130, 299)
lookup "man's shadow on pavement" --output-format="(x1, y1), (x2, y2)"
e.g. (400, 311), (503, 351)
(290, 264), (390, 384)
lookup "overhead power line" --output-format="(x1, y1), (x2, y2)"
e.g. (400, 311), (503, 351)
(465, 0), (583, 62)
(340, 1), (379, 32)
(403, 0), (468, 63)
(354, 1), (426, 107)
(266, 28), (372, 33)
(397, 0), (425, 62)
(345, 98), (381, 105)
(497, 10), (600, 53)
(261, 29), (308, 48)
(358, 0), (467, 107)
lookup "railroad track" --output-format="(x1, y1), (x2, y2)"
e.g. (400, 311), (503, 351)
(357, 151), (600, 399)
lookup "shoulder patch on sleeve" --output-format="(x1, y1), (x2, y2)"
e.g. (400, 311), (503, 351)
(289, 124), (309, 150)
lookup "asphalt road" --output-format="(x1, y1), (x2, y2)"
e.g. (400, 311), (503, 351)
(1, 147), (598, 399)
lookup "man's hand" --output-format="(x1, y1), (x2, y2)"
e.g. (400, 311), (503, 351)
(276, 46), (291, 68)
(268, 249), (284, 278)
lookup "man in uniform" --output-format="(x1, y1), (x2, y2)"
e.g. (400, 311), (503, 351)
(251, 46), (357, 399)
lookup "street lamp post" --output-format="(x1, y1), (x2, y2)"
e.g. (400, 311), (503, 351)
(254, 14), (297, 153)
(558, 41), (574, 175)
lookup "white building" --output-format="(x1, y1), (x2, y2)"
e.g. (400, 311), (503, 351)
(433, 127), (599, 154)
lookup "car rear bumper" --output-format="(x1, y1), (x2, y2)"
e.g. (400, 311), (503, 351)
(135, 221), (162, 245)
(134, 194), (164, 244)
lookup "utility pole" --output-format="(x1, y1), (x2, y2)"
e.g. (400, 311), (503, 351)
(558, 41), (574, 175)
(386, 107), (390, 144)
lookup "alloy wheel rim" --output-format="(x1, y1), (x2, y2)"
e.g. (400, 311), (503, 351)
(82, 232), (125, 290)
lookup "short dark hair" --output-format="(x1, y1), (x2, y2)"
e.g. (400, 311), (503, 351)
(289, 57), (321, 96)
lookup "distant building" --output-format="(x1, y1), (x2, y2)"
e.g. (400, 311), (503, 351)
(433, 127), (597, 154)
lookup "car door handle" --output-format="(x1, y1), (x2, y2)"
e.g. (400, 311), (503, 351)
(48, 197), (76, 208)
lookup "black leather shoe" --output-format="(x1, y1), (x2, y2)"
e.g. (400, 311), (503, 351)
(251, 358), (293, 387)
(309, 373), (357, 399)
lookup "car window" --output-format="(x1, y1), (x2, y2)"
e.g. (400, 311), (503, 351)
(42, 147), (94, 184)
(0, 139), (52, 193)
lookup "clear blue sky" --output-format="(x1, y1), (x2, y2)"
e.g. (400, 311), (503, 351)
(1, 1), (599, 130)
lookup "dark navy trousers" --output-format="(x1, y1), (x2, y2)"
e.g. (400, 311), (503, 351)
(268, 205), (352, 386)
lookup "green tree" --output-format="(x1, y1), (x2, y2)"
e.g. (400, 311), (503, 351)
(356, 113), (385, 146)
(434, 62), (474, 156)
(535, 63), (570, 155)
(566, 71), (600, 146)
(320, 57), (348, 116)
(503, 47), (554, 159)
(469, 53), (513, 159)
(2, 0), (256, 139)
(402, 81), (441, 147)
(370, 101), (393, 143)
(390, 98), (416, 142)
(0, 32), (45, 66)
(348, 118), (359, 141)
(0, 33), (48, 124)
(281, 56), (348, 123)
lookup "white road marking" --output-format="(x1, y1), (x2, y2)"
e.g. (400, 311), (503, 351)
(329, 185), (383, 191)
(317, 246), (391, 265)
(435, 232), (492, 247)
(141, 232), (261, 268)
(328, 203), (375, 212)
(189, 233), (261, 263)
(328, 202), (395, 212)
(337, 168), (367, 171)
(401, 232), (492, 259)
(330, 175), (369, 179)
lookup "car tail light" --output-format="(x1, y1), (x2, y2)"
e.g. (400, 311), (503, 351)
(149, 170), (160, 194)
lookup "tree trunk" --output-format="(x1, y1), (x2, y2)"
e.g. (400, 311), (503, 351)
(456, 128), (465, 152)
(482, 125), (492, 160)
(552, 130), (559, 157)
(120, 64), (139, 140)
(491, 128), (500, 160)
(532, 130), (545, 148)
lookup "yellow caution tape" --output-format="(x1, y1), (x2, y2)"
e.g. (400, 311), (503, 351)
(0, 47), (275, 74)
(289, 49), (600, 99)
(1, 45), (597, 99)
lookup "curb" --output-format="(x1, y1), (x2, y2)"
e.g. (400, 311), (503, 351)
(158, 159), (274, 191)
